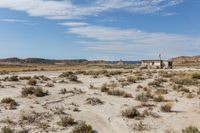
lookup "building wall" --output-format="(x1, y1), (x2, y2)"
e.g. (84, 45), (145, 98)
(141, 60), (172, 69)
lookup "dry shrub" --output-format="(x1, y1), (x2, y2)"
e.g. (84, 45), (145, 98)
(159, 71), (175, 78)
(187, 93), (195, 99)
(19, 76), (32, 80)
(27, 79), (37, 86)
(57, 116), (76, 127)
(107, 89), (132, 98)
(155, 89), (168, 95)
(171, 77), (199, 86)
(182, 126), (200, 133)
(148, 78), (167, 87)
(59, 88), (67, 94)
(127, 76), (136, 83)
(21, 87), (48, 97)
(1, 97), (17, 109)
(1, 126), (13, 133)
(8, 76), (19, 81)
(121, 107), (141, 119)
(191, 73), (200, 79)
(153, 95), (165, 102)
(100, 84), (109, 92)
(71, 122), (93, 133)
(39, 75), (50, 81)
(136, 93), (148, 102)
(136, 90), (152, 102)
(160, 103), (173, 112)
(20, 111), (51, 125)
(0, 70), (9, 75)
(86, 97), (104, 106)
(59, 71), (74, 77)
(133, 121), (148, 131)
(45, 83), (54, 87)
(137, 85), (143, 89)
(75, 70), (87, 75)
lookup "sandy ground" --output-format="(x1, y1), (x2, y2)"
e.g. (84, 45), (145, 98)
(0, 69), (200, 133)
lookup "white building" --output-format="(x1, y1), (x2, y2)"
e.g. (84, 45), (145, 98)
(141, 60), (173, 69)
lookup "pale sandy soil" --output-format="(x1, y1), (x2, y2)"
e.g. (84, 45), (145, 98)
(0, 69), (200, 133)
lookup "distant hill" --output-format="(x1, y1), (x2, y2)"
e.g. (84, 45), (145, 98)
(0, 58), (101, 65)
(108, 61), (141, 64)
(172, 55), (200, 65)
(0, 57), (141, 65)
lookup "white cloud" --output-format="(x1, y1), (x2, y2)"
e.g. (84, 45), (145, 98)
(0, 0), (184, 20)
(68, 25), (200, 59)
(0, 18), (27, 23)
(0, 18), (37, 25)
(59, 22), (88, 27)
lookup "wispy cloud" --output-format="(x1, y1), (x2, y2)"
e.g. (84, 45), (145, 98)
(58, 22), (88, 27)
(0, 18), (38, 25)
(67, 24), (200, 59)
(0, 18), (27, 23)
(0, 0), (184, 20)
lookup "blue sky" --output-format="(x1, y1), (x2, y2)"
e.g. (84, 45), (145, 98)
(0, 0), (199, 60)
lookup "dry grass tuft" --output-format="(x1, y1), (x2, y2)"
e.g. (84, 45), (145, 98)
(1, 97), (17, 109)
(21, 87), (48, 97)
(121, 107), (141, 119)
(182, 126), (200, 133)
(57, 116), (76, 127)
(160, 103), (173, 112)
(86, 97), (104, 106)
(71, 122), (93, 133)
(107, 89), (132, 98)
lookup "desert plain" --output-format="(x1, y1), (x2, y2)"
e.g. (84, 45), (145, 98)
(0, 67), (200, 133)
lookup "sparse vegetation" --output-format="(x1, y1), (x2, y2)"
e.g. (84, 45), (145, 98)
(171, 77), (199, 86)
(191, 73), (200, 79)
(59, 88), (67, 94)
(107, 89), (132, 98)
(1, 97), (17, 109)
(21, 87), (48, 97)
(86, 97), (104, 106)
(45, 83), (54, 87)
(160, 103), (173, 112)
(71, 122), (93, 133)
(27, 78), (37, 86)
(154, 95), (165, 102)
(122, 107), (141, 119)
(182, 126), (200, 133)
(8, 76), (19, 81)
(133, 121), (148, 131)
(57, 116), (76, 127)
(1, 126), (13, 133)
(100, 84), (109, 92)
